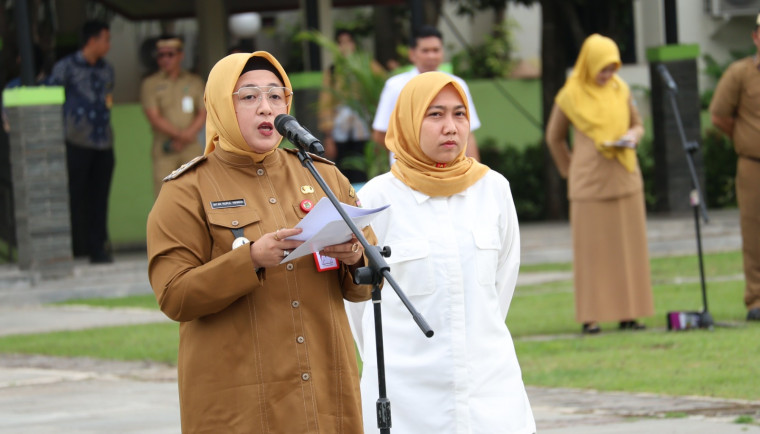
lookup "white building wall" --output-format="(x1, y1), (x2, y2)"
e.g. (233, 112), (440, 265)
(510, 2), (541, 66)
(104, 2), (757, 103)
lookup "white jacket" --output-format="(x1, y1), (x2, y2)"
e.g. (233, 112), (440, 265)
(347, 171), (536, 434)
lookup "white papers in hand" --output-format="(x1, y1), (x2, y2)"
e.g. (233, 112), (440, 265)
(602, 139), (635, 149)
(280, 197), (390, 263)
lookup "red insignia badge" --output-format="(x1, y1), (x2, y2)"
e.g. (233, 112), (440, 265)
(300, 199), (313, 212)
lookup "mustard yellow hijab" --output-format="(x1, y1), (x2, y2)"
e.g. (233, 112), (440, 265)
(555, 34), (636, 172)
(387, 72), (489, 197)
(203, 51), (292, 162)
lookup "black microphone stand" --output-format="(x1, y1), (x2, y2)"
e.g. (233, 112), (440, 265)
(291, 145), (434, 434)
(662, 82), (713, 329)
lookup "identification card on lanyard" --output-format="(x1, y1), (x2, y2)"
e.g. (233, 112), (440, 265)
(182, 95), (194, 113)
(313, 252), (340, 271)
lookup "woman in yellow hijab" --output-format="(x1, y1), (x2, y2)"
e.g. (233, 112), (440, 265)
(346, 71), (536, 433)
(147, 51), (374, 433)
(546, 34), (654, 334)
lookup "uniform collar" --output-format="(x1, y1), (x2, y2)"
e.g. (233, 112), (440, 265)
(159, 69), (187, 80)
(213, 145), (275, 167)
(74, 50), (104, 67)
(407, 181), (467, 204)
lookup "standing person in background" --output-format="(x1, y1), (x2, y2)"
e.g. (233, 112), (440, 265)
(140, 35), (206, 197)
(348, 71), (535, 434)
(372, 25), (481, 165)
(147, 51), (374, 432)
(545, 33), (653, 334)
(47, 20), (115, 263)
(709, 14), (760, 321)
(318, 29), (383, 184)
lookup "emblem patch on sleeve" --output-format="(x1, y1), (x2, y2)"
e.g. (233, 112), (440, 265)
(163, 155), (207, 181)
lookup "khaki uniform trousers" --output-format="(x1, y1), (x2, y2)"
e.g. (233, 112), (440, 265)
(738, 156), (760, 311)
(152, 142), (202, 197)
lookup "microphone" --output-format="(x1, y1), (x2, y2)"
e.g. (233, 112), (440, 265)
(274, 114), (325, 155)
(656, 64), (678, 94)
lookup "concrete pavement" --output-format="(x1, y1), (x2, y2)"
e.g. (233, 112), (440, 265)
(1, 354), (758, 433)
(0, 208), (756, 433)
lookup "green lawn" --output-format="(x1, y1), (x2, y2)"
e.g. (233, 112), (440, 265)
(0, 250), (756, 400)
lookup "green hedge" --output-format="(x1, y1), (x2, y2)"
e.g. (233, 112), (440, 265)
(480, 129), (737, 222)
(479, 138), (546, 221)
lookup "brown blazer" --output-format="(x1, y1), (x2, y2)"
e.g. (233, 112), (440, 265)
(147, 147), (373, 433)
(545, 100), (644, 201)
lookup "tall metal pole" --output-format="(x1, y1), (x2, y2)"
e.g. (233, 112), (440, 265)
(304, 0), (321, 71)
(409, 0), (424, 40)
(664, 0), (678, 45)
(14, 0), (36, 85)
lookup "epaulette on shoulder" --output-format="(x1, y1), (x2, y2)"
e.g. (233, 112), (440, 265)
(283, 148), (335, 166)
(163, 155), (207, 182)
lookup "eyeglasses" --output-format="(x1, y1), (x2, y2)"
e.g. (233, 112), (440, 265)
(232, 86), (293, 108)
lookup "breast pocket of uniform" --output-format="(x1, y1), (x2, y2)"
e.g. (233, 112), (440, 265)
(207, 209), (261, 253)
(472, 227), (502, 286)
(385, 238), (434, 296)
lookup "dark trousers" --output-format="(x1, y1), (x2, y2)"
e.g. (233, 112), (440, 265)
(65, 142), (115, 259)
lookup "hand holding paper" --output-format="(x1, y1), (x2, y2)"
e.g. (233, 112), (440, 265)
(280, 197), (390, 263)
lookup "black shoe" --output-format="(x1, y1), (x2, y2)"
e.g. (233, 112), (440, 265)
(747, 308), (760, 321)
(582, 323), (601, 334)
(619, 320), (646, 330)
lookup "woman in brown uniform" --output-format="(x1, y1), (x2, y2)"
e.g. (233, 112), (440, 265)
(147, 51), (373, 433)
(545, 34), (654, 334)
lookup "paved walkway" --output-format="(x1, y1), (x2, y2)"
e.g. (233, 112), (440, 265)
(0, 208), (756, 433)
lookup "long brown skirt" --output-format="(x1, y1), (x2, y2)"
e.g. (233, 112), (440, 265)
(571, 190), (654, 323)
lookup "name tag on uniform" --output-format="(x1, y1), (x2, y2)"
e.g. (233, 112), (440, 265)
(210, 199), (246, 209)
(313, 252), (339, 271)
(182, 96), (194, 113)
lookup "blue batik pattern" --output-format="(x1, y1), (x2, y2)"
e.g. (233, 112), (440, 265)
(47, 51), (114, 150)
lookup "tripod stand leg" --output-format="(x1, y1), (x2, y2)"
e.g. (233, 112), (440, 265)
(371, 285), (392, 433)
(691, 190), (713, 329)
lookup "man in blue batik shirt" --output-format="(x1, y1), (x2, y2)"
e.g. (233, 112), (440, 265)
(47, 20), (115, 263)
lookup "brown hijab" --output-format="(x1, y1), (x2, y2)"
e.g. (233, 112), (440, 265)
(387, 72), (489, 197)
(203, 51), (292, 162)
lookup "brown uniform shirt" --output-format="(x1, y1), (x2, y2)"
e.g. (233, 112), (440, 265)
(709, 56), (760, 160)
(140, 70), (205, 152)
(147, 147), (373, 433)
(545, 100), (644, 201)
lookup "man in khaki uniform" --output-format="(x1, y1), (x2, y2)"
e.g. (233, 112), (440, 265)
(710, 15), (760, 321)
(140, 35), (206, 197)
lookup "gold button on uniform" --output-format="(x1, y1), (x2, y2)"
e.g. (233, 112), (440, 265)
(297, 336), (305, 343)
(301, 373), (310, 381)
(291, 300), (300, 308)
(286, 263), (294, 271)
(257, 169), (264, 176)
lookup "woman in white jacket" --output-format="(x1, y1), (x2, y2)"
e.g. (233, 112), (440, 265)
(347, 71), (535, 434)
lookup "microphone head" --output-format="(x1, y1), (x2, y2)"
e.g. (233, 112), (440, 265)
(274, 114), (294, 136)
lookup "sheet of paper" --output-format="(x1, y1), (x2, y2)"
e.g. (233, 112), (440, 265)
(280, 197), (390, 263)
(602, 139), (635, 149)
